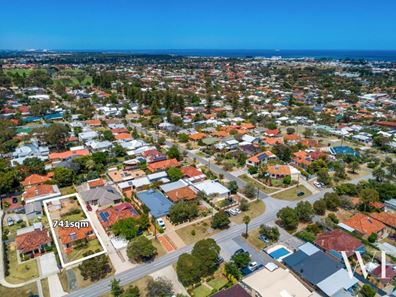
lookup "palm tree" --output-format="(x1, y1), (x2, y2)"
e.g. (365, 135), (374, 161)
(243, 215), (251, 238)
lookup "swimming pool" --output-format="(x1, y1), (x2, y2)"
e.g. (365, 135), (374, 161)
(267, 245), (293, 261)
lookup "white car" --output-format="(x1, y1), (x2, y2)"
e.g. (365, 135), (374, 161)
(156, 218), (166, 229)
(313, 181), (322, 188)
(248, 261), (258, 271)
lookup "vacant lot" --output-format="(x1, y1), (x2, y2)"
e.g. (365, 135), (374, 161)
(176, 218), (220, 245)
(240, 174), (278, 194)
(230, 200), (265, 224)
(272, 185), (312, 200)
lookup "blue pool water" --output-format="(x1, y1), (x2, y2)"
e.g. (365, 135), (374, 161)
(269, 247), (290, 259)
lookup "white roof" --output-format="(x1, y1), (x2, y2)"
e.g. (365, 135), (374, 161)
(194, 180), (230, 196)
(317, 269), (358, 296)
(299, 242), (320, 256)
(132, 177), (150, 188)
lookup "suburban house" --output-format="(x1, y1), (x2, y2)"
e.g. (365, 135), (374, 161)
(246, 151), (276, 167)
(343, 213), (386, 237)
(21, 174), (52, 188)
(16, 223), (52, 259)
(193, 180), (230, 199)
(135, 189), (173, 218)
(180, 166), (206, 183)
(24, 201), (43, 220)
(267, 165), (300, 181)
(97, 202), (140, 230)
(80, 185), (122, 206)
(283, 243), (358, 297)
(369, 212), (396, 230)
(314, 229), (365, 259)
(58, 223), (96, 253)
(147, 158), (180, 172)
(22, 184), (61, 204)
(49, 148), (90, 162)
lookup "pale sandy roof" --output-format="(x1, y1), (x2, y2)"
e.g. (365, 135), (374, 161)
(242, 267), (312, 297)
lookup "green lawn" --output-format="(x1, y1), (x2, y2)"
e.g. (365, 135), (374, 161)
(151, 238), (167, 258)
(207, 277), (228, 290)
(239, 174), (278, 194)
(230, 200), (266, 224)
(271, 185), (312, 200)
(60, 186), (76, 196)
(6, 245), (39, 284)
(0, 283), (38, 297)
(60, 210), (86, 222)
(66, 239), (103, 262)
(193, 284), (212, 297)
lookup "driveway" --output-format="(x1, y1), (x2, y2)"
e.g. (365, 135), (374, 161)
(48, 274), (67, 297)
(38, 252), (59, 276)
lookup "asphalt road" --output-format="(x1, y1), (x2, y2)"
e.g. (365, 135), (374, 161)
(66, 124), (372, 297)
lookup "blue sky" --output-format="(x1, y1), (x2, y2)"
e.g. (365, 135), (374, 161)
(1, 0), (396, 50)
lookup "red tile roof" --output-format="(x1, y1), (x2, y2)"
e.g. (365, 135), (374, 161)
(166, 186), (197, 202)
(88, 178), (105, 189)
(369, 212), (396, 229)
(114, 133), (132, 140)
(22, 174), (51, 187)
(97, 202), (140, 229)
(49, 149), (90, 160)
(314, 229), (362, 257)
(181, 166), (204, 178)
(16, 229), (52, 253)
(58, 224), (95, 245)
(23, 184), (57, 200)
(85, 119), (101, 126)
(343, 213), (385, 236)
(147, 158), (180, 172)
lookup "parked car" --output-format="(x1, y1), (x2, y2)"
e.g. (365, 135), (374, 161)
(7, 217), (14, 226)
(215, 256), (224, 265)
(157, 218), (166, 229)
(313, 181), (322, 188)
(248, 261), (258, 271)
(297, 191), (305, 197)
(258, 234), (270, 243)
(86, 204), (92, 211)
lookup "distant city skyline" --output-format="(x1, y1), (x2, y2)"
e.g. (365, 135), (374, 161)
(1, 0), (396, 50)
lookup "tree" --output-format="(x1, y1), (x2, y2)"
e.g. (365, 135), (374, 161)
(35, 123), (70, 150)
(277, 207), (299, 230)
(335, 183), (358, 196)
(122, 286), (140, 297)
(259, 225), (280, 242)
(192, 239), (221, 276)
(360, 284), (376, 297)
(176, 253), (202, 286)
(243, 215), (251, 237)
(387, 162), (396, 179)
(227, 180), (238, 194)
(167, 145), (182, 161)
(111, 279), (123, 297)
(239, 198), (249, 211)
(112, 217), (148, 240)
(127, 236), (157, 262)
(244, 182), (256, 199)
(368, 233), (378, 243)
(231, 251), (250, 268)
(317, 168), (331, 185)
(295, 201), (314, 222)
(0, 170), (19, 195)
(211, 211), (230, 229)
(248, 166), (258, 175)
(286, 127), (295, 135)
(283, 175), (291, 185)
(272, 144), (292, 162)
(166, 167), (183, 182)
(54, 167), (75, 187)
(313, 199), (326, 215)
(177, 133), (189, 143)
(21, 157), (46, 175)
(224, 262), (241, 280)
(323, 192), (341, 211)
(78, 254), (111, 281)
(146, 277), (174, 297)
(303, 128), (314, 138)
(373, 167), (386, 182)
(348, 161), (360, 174)
(359, 188), (379, 211)
(169, 201), (199, 224)
(103, 130), (115, 141)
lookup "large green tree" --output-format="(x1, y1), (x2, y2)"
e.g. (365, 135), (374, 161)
(191, 239), (221, 276)
(127, 236), (157, 262)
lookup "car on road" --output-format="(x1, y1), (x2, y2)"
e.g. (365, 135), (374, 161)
(157, 218), (166, 229)
(297, 191), (305, 197)
(248, 261), (258, 271)
(215, 256), (224, 265)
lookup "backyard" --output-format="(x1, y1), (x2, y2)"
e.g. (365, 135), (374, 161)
(0, 283), (38, 297)
(192, 276), (228, 297)
(271, 185), (312, 200)
(66, 238), (103, 262)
